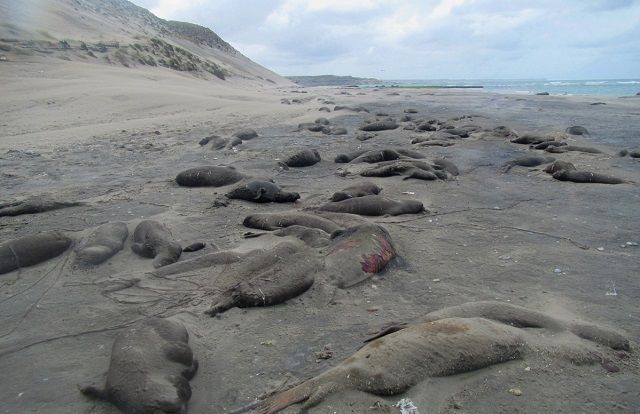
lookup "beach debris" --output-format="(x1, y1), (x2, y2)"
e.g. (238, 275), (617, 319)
(508, 388), (523, 396)
(606, 282), (618, 296)
(395, 398), (419, 414)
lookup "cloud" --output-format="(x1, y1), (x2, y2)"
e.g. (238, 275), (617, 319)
(150, 0), (206, 19)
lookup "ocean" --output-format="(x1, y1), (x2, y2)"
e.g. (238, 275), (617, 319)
(368, 79), (640, 97)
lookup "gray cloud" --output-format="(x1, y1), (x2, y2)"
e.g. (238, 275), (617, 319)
(131, 0), (640, 79)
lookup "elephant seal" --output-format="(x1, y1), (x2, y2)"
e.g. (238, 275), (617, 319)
(360, 120), (398, 132)
(175, 166), (245, 187)
(209, 136), (242, 150)
(395, 148), (425, 159)
(233, 128), (258, 140)
(417, 140), (454, 147)
(75, 222), (128, 266)
(566, 126), (589, 136)
(502, 156), (554, 172)
(361, 161), (446, 181)
(324, 224), (397, 288)
(544, 161), (576, 174)
(531, 141), (566, 150)
(281, 149), (321, 167)
(131, 220), (182, 268)
(317, 195), (425, 216)
(243, 212), (342, 234)
(351, 149), (403, 164)
(80, 318), (198, 414)
(410, 131), (458, 144)
(258, 302), (628, 414)
(226, 181), (300, 203)
(510, 134), (553, 145)
(330, 182), (382, 202)
(205, 243), (321, 316)
(432, 158), (459, 176)
(273, 226), (331, 248)
(0, 232), (72, 275)
(552, 170), (627, 184)
(334, 150), (367, 163)
(0, 197), (84, 217)
(546, 145), (603, 154)
(492, 126), (518, 138)
(183, 242), (206, 253)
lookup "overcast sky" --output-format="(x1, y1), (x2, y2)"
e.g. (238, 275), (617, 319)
(130, 0), (640, 80)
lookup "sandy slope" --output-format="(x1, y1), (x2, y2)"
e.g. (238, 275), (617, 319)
(1, 52), (639, 414)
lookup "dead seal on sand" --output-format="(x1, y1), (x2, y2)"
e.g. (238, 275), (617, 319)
(324, 224), (397, 288)
(226, 181), (300, 203)
(511, 134), (554, 145)
(175, 166), (245, 187)
(552, 170), (627, 184)
(205, 243), (321, 316)
(75, 222), (128, 266)
(131, 220), (182, 268)
(502, 155), (554, 172)
(546, 145), (603, 154)
(243, 212), (342, 234)
(317, 195), (425, 216)
(566, 126), (589, 136)
(0, 232), (72, 275)
(544, 161), (576, 174)
(432, 158), (460, 176)
(233, 128), (258, 140)
(281, 149), (321, 167)
(80, 317), (198, 414)
(531, 141), (567, 150)
(360, 120), (398, 132)
(0, 197), (84, 217)
(330, 182), (382, 202)
(258, 302), (628, 414)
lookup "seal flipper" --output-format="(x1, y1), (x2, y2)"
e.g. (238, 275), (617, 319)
(79, 384), (107, 400)
(205, 293), (236, 316)
(132, 242), (155, 258)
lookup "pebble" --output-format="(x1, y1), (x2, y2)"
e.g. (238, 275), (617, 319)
(596, 247), (604, 251)
(508, 388), (522, 396)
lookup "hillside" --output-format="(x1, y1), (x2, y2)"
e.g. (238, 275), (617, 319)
(0, 0), (291, 86)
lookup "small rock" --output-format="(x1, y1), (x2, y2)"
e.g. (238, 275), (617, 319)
(553, 268), (562, 273)
(596, 247), (604, 251)
(508, 388), (522, 396)
(432, 278), (441, 282)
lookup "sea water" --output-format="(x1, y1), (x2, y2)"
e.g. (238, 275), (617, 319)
(368, 79), (640, 97)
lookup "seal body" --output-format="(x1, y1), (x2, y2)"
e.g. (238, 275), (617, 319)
(432, 158), (459, 176)
(510, 134), (553, 145)
(226, 181), (300, 203)
(0, 232), (72, 275)
(131, 220), (182, 268)
(334, 150), (366, 163)
(243, 212), (341, 234)
(318, 195), (425, 216)
(552, 170), (626, 184)
(544, 161), (576, 174)
(324, 224), (397, 288)
(283, 149), (321, 167)
(360, 120), (398, 131)
(175, 166), (244, 187)
(351, 149), (402, 164)
(80, 318), (198, 414)
(233, 128), (258, 140)
(206, 243), (320, 316)
(0, 198), (83, 217)
(330, 182), (382, 202)
(546, 145), (603, 154)
(75, 222), (128, 266)
(502, 156), (554, 172)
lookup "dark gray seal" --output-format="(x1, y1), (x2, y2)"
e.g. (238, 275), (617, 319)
(334, 150), (367, 163)
(175, 166), (245, 187)
(546, 145), (603, 154)
(233, 128), (258, 140)
(226, 181), (300, 203)
(510, 134), (553, 145)
(183, 242), (206, 252)
(330, 182), (382, 202)
(361, 160), (447, 181)
(282, 149), (321, 167)
(395, 148), (425, 159)
(351, 149), (403, 163)
(432, 158), (460, 176)
(131, 220), (182, 268)
(360, 120), (399, 132)
(531, 141), (566, 150)
(75, 222), (128, 266)
(492, 126), (518, 138)
(552, 170), (627, 184)
(0, 197), (84, 217)
(1, 232), (72, 275)
(243, 212), (342, 234)
(566, 126), (589, 136)
(317, 195), (425, 216)
(544, 161), (576, 174)
(80, 318), (198, 414)
(502, 156), (554, 172)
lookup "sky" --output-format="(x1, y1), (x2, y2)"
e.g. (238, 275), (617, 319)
(129, 0), (640, 80)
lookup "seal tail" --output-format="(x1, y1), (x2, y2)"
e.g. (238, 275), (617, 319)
(257, 380), (315, 414)
(79, 384), (107, 400)
(205, 293), (236, 317)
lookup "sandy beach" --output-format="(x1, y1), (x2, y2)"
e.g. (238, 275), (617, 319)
(1, 54), (639, 414)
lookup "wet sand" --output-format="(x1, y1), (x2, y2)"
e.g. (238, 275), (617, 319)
(1, 60), (639, 413)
